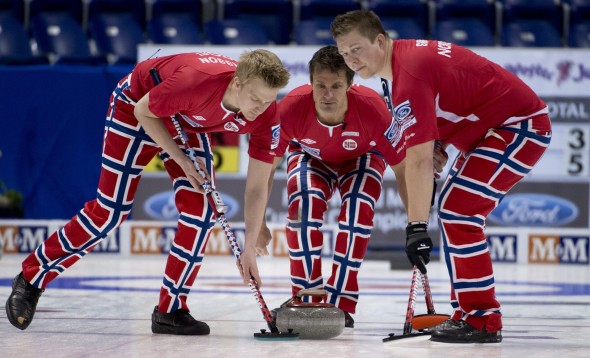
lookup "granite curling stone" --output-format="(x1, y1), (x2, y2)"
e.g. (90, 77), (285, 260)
(273, 289), (345, 340)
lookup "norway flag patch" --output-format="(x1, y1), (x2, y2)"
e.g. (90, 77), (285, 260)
(342, 139), (357, 150)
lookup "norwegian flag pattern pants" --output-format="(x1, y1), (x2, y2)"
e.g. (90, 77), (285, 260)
(21, 74), (217, 313)
(285, 150), (386, 314)
(439, 115), (552, 332)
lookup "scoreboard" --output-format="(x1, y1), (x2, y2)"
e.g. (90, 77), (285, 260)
(531, 121), (590, 177)
(528, 96), (590, 179)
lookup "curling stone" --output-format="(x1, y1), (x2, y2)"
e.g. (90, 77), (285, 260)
(274, 289), (345, 340)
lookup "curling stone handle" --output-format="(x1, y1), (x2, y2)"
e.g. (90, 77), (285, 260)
(296, 289), (328, 298)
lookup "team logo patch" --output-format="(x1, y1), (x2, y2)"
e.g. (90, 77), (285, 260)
(384, 119), (402, 147)
(394, 100), (412, 120)
(192, 115), (206, 121)
(271, 124), (280, 150)
(394, 100), (417, 131)
(224, 122), (239, 132)
(342, 139), (357, 150)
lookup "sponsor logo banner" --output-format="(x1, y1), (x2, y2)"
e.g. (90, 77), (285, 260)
(130, 225), (176, 254)
(142, 190), (240, 221)
(487, 234), (518, 262)
(528, 234), (589, 264)
(126, 222), (335, 257)
(489, 193), (578, 227)
(0, 224), (49, 253)
(0, 223), (119, 254)
(487, 182), (589, 228)
(129, 224), (243, 255)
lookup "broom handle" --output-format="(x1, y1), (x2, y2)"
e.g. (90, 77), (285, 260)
(417, 256), (436, 315)
(421, 271), (436, 315)
(403, 266), (419, 335)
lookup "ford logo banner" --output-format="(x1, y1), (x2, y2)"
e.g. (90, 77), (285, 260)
(144, 191), (240, 220)
(489, 193), (578, 227)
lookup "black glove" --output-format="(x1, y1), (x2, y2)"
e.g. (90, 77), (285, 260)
(405, 222), (433, 274)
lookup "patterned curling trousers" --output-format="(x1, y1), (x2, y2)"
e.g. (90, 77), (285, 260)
(439, 115), (552, 332)
(21, 74), (217, 313)
(285, 150), (386, 314)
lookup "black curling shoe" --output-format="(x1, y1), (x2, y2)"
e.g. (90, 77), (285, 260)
(151, 306), (210, 335)
(6, 272), (44, 330)
(430, 320), (502, 343)
(425, 318), (458, 332)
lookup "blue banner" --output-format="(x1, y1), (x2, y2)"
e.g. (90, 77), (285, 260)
(0, 65), (132, 219)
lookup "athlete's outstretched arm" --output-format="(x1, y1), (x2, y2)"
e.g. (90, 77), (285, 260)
(255, 156), (283, 256)
(391, 161), (408, 212)
(240, 157), (274, 285)
(405, 140), (435, 222)
(400, 140), (436, 273)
